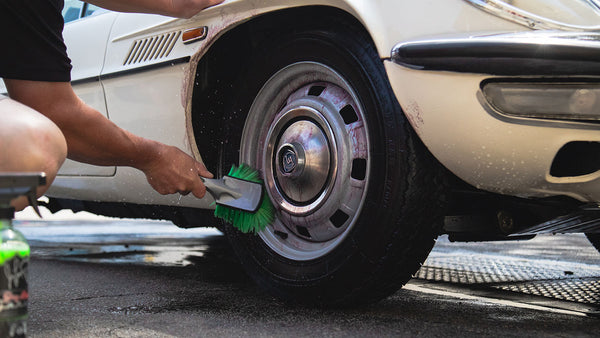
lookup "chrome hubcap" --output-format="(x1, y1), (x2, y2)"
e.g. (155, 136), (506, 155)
(240, 62), (370, 260)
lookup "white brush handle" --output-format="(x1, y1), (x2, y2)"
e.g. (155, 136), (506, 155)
(201, 177), (243, 200)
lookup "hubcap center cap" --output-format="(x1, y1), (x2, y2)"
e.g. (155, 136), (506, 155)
(273, 118), (331, 205)
(279, 145), (302, 175)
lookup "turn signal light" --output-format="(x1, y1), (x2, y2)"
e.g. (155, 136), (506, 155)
(182, 27), (208, 44)
(482, 81), (600, 121)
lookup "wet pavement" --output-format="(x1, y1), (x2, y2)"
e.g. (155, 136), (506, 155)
(11, 212), (600, 337)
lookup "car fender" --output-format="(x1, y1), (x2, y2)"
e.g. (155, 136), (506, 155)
(51, 0), (525, 207)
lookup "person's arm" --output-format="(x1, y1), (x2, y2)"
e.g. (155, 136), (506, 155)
(5, 79), (213, 198)
(87, 0), (225, 19)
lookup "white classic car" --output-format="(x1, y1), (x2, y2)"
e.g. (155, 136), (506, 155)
(6, 0), (600, 305)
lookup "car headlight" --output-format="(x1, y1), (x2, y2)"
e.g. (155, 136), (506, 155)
(464, 0), (600, 30)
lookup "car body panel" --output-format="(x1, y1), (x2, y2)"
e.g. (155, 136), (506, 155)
(386, 61), (600, 202)
(28, 0), (596, 208)
(47, 0), (527, 207)
(388, 30), (600, 202)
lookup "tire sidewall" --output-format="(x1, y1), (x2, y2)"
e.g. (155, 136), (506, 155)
(223, 26), (433, 304)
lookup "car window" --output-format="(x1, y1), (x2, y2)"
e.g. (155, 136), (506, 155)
(83, 4), (101, 18)
(62, 0), (84, 23)
(63, 1), (103, 23)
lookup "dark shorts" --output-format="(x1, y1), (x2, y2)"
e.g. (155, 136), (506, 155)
(0, 0), (72, 82)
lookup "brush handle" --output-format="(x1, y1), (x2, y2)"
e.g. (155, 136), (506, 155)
(201, 177), (242, 200)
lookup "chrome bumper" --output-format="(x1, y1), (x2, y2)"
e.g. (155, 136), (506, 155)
(390, 31), (600, 76)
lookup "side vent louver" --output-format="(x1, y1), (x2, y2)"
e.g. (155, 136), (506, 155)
(123, 31), (182, 65)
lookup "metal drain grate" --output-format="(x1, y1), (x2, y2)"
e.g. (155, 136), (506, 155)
(492, 279), (600, 304)
(416, 253), (600, 304)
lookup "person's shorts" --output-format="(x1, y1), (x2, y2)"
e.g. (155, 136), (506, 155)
(0, 0), (72, 82)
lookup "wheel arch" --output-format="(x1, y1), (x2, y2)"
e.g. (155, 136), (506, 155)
(189, 6), (378, 174)
(202, 11), (448, 305)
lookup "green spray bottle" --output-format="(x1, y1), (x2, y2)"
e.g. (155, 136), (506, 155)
(0, 173), (45, 338)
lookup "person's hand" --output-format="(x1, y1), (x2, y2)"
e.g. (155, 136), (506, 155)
(141, 144), (214, 199)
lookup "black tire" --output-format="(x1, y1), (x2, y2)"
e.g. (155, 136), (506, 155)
(221, 17), (445, 306)
(586, 233), (600, 253)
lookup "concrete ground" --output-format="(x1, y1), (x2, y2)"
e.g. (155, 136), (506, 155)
(12, 208), (600, 337)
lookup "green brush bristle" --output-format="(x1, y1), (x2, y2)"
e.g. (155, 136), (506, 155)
(214, 164), (275, 233)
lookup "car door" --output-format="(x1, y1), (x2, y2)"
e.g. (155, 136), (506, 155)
(58, 1), (118, 176)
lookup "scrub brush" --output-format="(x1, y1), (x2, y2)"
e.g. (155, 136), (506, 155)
(209, 164), (275, 233)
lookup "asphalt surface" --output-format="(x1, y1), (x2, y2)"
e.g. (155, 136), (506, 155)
(11, 211), (600, 337)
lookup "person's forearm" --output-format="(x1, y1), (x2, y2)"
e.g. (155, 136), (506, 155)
(87, 0), (224, 19)
(86, 0), (177, 18)
(58, 99), (159, 170)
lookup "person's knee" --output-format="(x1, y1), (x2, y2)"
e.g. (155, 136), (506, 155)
(0, 96), (67, 177)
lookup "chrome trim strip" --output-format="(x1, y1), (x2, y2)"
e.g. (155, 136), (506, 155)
(102, 56), (190, 81)
(70, 56), (191, 85)
(464, 0), (600, 31)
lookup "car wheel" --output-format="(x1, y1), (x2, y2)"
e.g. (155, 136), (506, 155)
(586, 233), (600, 253)
(221, 22), (445, 306)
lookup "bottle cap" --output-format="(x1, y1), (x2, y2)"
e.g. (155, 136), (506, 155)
(0, 206), (15, 220)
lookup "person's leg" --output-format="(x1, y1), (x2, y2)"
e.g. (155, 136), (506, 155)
(0, 94), (67, 209)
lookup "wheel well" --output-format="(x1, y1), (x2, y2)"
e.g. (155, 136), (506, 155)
(189, 5), (584, 235)
(190, 6), (376, 175)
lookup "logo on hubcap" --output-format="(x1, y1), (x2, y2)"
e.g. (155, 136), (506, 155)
(281, 149), (298, 174)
